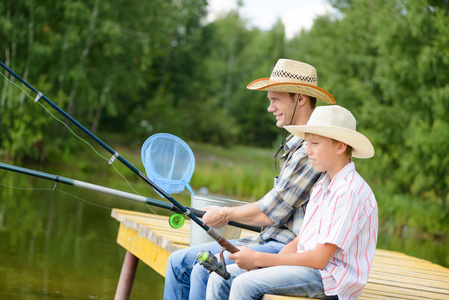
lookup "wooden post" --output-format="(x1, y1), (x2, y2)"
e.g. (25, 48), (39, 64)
(115, 251), (139, 300)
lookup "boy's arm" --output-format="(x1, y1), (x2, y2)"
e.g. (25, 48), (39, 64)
(278, 236), (299, 254)
(229, 242), (337, 271)
(201, 202), (273, 228)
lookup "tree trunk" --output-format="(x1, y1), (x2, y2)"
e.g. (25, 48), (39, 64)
(65, 0), (99, 122)
(91, 83), (109, 133)
(18, 6), (35, 114)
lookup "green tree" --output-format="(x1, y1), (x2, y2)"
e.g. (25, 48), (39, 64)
(288, 0), (449, 211)
(1, 0), (210, 158)
(199, 11), (287, 147)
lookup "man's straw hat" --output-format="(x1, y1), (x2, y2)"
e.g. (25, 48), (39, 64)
(284, 105), (374, 159)
(247, 59), (335, 104)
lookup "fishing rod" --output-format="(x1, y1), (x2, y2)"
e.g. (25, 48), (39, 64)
(0, 162), (262, 233)
(0, 61), (241, 256)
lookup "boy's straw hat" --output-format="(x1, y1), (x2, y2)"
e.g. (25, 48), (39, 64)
(284, 105), (374, 159)
(247, 59), (336, 104)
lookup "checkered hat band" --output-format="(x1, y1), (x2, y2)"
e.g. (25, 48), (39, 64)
(272, 70), (317, 83)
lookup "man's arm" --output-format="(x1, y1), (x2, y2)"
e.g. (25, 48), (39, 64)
(201, 202), (274, 229)
(229, 242), (337, 271)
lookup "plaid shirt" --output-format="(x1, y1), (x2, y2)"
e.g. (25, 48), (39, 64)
(238, 135), (321, 246)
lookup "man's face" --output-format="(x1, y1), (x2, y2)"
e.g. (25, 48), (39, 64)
(267, 91), (298, 128)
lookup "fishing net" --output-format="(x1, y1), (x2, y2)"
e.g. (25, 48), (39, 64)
(141, 133), (195, 196)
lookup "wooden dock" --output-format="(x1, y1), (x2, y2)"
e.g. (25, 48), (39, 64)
(111, 208), (449, 300)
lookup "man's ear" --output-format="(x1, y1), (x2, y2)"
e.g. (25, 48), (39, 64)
(297, 94), (308, 106)
(336, 142), (348, 155)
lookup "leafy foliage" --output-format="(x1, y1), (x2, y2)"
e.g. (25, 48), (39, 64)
(1, 0), (449, 219)
(286, 0), (449, 212)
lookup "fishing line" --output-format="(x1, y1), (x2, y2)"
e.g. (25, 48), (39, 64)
(1, 63), (245, 265)
(0, 182), (112, 210)
(0, 70), (157, 215)
(55, 189), (113, 210)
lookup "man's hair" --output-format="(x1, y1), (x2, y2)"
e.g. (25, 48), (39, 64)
(289, 93), (317, 109)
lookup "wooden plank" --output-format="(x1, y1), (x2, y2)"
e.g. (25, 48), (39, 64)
(371, 264), (449, 280)
(112, 209), (188, 253)
(116, 223), (174, 276)
(262, 295), (315, 300)
(368, 271), (449, 289)
(362, 282), (449, 299)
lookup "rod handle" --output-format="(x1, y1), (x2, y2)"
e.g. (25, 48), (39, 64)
(188, 207), (262, 233)
(217, 237), (239, 253)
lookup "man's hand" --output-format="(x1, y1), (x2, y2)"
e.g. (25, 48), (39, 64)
(201, 205), (231, 229)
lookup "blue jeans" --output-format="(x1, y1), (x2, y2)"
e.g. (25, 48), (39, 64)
(163, 240), (285, 300)
(207, 264), (338, 300)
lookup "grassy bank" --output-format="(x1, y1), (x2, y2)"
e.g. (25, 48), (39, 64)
(193, 144), (448, 239)
(11, 134), (448, 241)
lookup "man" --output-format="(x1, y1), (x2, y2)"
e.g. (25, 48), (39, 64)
(207, 105), (377, 300)
(163, 58), (336, 300)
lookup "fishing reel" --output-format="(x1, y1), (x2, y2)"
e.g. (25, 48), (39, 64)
(195, 248), (231, 280)
(169, 213), (185, 229)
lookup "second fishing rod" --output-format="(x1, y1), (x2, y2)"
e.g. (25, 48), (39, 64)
(0, 162), (262, 233)
(0, 61), (242, 256)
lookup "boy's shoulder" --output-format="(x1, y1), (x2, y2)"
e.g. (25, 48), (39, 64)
(333, 165), (374, 199)
(329, 168), (377, 218)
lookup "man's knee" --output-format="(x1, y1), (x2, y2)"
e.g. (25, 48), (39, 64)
(166, 251), (177, 267)
(167, 248), (187, 269)
(191, 260), (209, 279)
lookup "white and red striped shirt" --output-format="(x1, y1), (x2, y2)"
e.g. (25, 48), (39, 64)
(297, 162), (378, 299)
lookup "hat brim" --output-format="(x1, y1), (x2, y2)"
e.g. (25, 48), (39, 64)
(247, 78), (336, 104)
(284, 125), (375, 159)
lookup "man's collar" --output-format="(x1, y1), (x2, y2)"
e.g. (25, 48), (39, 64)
(284, 134), (304, 152)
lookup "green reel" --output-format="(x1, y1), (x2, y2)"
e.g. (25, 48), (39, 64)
(169, 213), (185, 229)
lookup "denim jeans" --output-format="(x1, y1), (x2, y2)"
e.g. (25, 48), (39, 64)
(207, 264), (338, 300)
(163, 239), (285, 300)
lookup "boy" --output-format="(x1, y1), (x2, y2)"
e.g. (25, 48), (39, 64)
(207, 105), (378, 300)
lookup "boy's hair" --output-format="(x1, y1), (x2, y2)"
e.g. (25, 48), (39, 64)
(289, 93), (317, 109)
(306, 133), (354, 160)
(331, 138), (353, 160)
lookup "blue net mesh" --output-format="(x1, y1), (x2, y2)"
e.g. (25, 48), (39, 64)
(141, 133), (195, 196)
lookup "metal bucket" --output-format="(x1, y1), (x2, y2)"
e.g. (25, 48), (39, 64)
(190, 194), (246, 246)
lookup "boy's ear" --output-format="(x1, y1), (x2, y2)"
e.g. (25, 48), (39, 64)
(336, 142), (348, 155)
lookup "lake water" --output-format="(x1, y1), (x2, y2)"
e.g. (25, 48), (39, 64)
(1, 165), (448, 299)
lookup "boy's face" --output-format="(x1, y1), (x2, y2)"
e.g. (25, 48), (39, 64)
(305, 134), (341, 175)
(266, 91), (298, 128)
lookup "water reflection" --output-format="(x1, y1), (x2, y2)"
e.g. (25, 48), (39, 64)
(0, 169), (167, 300)
(1, 167), (448, 300)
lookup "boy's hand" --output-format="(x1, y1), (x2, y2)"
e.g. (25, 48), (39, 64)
(228, 246), (258, 271)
